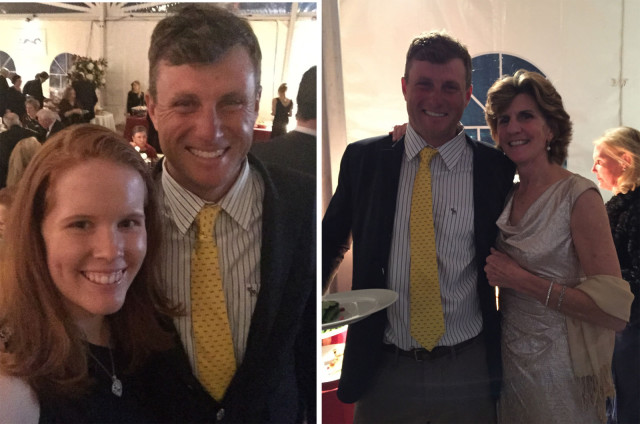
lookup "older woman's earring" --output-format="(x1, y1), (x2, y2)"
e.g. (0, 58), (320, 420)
(546, 142), (551, 152)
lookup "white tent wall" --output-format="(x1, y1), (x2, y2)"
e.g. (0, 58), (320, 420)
(0, 6), (318, 129)
(329, 0), (637, 203)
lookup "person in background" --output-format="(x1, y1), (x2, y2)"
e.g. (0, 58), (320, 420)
(5, 74), (26, 118)
(22, 98), (47, 142)
(592, 126), (640, 424)
(0, 124), (220, 422)
(6, 136), (41, 187)
(72, 75), (98, 121)
(22, 71), (49, 107)
(0, 113), (39, 189)
(270, 82), (293, 138)
(127, 80), (146, 115)
(484, 70), (633, 423)
(145, 4), (315, 422)
(0, 186), (14, 240)
(251, 66), (316, 176)
(36, 108), (64, 140)
(0, 68), (9, 116)
(323, 31), (515, 423)
(58, 86), (88, 127)
(129, 125), (157, 161)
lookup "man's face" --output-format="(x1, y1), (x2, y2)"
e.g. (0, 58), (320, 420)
(401, 58), (472, 147)
(147, 46), (261, 202)
(37, 115), (51, 129)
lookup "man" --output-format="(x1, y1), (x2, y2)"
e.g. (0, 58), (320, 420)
(0, 113), (38, 188)
(323, 31), (515, 423)
(145, 5), (315, 423)
(23, 98), (47, 142)
(251, 66), (316, 176)
(72, 75), (98, 121)
(22, 71), (48, 107)
(36, 108), (63, 140)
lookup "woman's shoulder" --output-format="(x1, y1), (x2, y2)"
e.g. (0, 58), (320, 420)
(0, 372), (39, 423)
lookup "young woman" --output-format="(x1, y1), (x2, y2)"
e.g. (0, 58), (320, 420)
(0, 124), (218, 422)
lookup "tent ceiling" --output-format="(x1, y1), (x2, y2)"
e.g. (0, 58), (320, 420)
(0, 2), (317, 19)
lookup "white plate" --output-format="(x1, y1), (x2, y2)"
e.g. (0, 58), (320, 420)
(322, 289), (398, 330)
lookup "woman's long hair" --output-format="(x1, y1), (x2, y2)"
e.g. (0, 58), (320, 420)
(0, 124), (178, 397)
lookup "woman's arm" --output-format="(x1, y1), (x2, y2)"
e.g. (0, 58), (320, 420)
(271, 98), (276, 116)
(0, 373), (39, 423)
(485, 189), (628, 331)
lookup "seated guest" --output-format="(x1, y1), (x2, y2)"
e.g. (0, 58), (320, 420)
(0, 113), (39, 188)
(129, 125), (157, 160)
(5, 75), (26, 118)
(251, 66), (316, 176)
(0, 68), (9, 116)
(22, 72), (48, 107)
(58, 86), (88, 127)
(6, 136), (41, 187)
(22, 98), (46, 142)
(36, 108), (64, 140)
(0, 124), (220, 422)
(126, 80), (146, 115)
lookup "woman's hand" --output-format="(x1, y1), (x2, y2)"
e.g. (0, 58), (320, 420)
(485, 247), (529, 288)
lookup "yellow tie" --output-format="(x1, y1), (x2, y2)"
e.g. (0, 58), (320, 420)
(191, 204), (236, 400)
(410, 148), (445, 350)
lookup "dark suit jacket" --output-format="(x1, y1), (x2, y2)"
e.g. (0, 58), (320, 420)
(250, 130), (316, 177)
(154, 154), (316, 423)
(322, 134), (515, 403)
(23, 78), (44, 105)
(72, 80), (98, 120)
(4, 87), (25, 117)
(0, 125), (39, 188)
(46, 120), (64, 140)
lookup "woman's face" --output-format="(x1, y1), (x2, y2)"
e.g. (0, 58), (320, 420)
(131, 131), (148, 149)
(14, 78), (22, 90)
(68, 88), (76, 101)
(26, 103), (38, 119)
(495, 93), (553, 165)
(41, 159), (147, 322)
(592, 143), (624, 192)
(132, 82), (140, 93)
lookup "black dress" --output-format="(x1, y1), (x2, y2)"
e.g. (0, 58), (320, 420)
(38, 338), (220, 423)
(606, 188), (640, 424)
(127, 91), (146, 114)
(271, 98), (293, 138)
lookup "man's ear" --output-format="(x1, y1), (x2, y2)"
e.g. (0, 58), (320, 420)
(255, 85), (262, 112)
(145, 92), (157, 127)
(401, 76), (408, 100)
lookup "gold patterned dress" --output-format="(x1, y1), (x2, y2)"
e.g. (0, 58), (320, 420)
(496, 174), (602, 424)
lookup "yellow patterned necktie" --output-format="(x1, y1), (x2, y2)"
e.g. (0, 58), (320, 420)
(410, 147), (445, 350)
(191, 204), (236, 401)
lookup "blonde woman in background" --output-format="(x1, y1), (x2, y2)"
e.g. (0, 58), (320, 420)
(6, 136), (41, 187)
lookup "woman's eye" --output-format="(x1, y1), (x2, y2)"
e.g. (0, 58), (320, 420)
(69, 221), (90, 230)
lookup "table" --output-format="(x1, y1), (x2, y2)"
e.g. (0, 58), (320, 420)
(91, 111), (116, 132)
(124, 115), (149, 141)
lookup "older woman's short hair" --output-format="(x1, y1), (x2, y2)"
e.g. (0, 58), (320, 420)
(131, 125), (148, 137)
(485, 69), (572, 165)
(594, 126), (640, 194)
(25, 97), (41, 110)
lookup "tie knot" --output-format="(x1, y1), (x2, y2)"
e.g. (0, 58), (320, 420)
(419, 147), (438, 163)
(196, 204), (221, 241)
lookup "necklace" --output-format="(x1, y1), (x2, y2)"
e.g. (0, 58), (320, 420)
(87, 345), (123, 397)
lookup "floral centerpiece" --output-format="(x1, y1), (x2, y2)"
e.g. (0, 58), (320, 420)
(68, 55), (108, 88)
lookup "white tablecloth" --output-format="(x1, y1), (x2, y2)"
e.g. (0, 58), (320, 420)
(91, 111), (116, 131)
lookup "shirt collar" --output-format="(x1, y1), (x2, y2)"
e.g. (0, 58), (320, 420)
(161, 157), (254, 234)
(293, 125), (316, 136)
(404, 123), (468, 171)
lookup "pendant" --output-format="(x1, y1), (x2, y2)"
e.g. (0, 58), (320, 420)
(111, 376), (123, 397)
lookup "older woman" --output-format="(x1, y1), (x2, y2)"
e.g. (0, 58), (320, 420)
(592, 126), (640, 424)
(22, 97), (46, 142)
(0, 125), (219, 422)
(484, 70), (633, 423)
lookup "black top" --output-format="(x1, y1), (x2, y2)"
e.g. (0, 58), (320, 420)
(271, 98), (293, 138)
(127, 91), (146, 114)
(38, 338), (220, 423)
(23, 79), (44, 105)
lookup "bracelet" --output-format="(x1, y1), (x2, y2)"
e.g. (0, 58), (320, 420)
(544, 280), (554, 307)
(557, 285), (567, 309)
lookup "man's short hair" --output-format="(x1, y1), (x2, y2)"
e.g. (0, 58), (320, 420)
(296, 66), (316, 121)
(404, 30), (472, 88)
(39, 71), (49, 81)
(3, 112), (21, 128)
(132, 125), (147, 137)
(36, 108), (57, 123)
(25, 97), (40, 110)
(148, 4), (262, 100)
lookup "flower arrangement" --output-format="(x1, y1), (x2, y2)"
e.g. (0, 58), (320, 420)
(68, 55), (108, 88)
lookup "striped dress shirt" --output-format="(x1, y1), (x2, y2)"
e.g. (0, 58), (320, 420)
(384, 124), (483, 350)
(158, 159), (264, 372)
